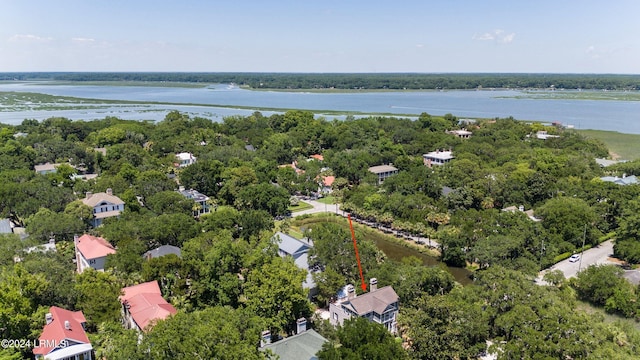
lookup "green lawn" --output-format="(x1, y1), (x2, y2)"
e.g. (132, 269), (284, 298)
(577, 130), (640, 160)
(317, 196), (338, 204)
(288, 201), (314, 212)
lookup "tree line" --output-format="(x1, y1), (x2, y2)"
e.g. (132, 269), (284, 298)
(2, 72), (640, 90)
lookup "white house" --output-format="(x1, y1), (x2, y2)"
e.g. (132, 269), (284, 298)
(33, 306), (93, 360)
(81, 189), (125, 227)
(176, 152), (197, 167)
(329, 279), (399, 334)
(319, 175), (335, 194)
(446, 129), (472, 139)
(177, 187), (211, 217)
(423, 150), (454, 167)
(368, 164), (398, 185)
(75, 234), (116, 273)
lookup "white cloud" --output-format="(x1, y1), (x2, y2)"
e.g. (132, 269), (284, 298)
(415, 44), (425, 48)
(499, 32), (515, 43)
(473, 29), (515, 43)
(9, 34), (53, 42)
(473, 32), (495, 41)
(72, 37), (95, 43)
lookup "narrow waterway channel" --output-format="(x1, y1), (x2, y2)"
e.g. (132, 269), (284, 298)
(370, 235), (473, 285)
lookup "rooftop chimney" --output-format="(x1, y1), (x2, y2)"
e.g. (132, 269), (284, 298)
(85, 191), (92, 199)
(260, 330), (271, 347)
(64, 320), (71, 330)
(106, 188), (113, 196)
(370, 278), (378, 292)
(347, 284), (355, 300)
(296, 318), (307, 335)
(45, 313), (53, 325)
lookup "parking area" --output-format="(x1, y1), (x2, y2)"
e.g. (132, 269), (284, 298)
(537, 240), (617, 282)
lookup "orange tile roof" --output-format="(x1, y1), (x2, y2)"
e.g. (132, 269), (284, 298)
(33, 306), (90, 356)
(322, 175), (335, 187)
(310, 154), (324, 161)
(76, 234), (116, 260)
(120, 281), (177, 331)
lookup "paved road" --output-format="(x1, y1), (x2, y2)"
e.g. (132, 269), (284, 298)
(537, 240), (616, 283)
(291, 199), (342, 217)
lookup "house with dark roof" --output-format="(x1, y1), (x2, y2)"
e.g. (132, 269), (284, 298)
(368, 164), (398, 185)
(33, 306), (93, 360)
(329, 279), (399, 334)
(143, 245), (182, 260)
(120, 280), (177, 332)
(260, 318), (327, 360)
(177, 187), (211, 217)
(74, 234), (116, 273)
(81, 189), (125, 227)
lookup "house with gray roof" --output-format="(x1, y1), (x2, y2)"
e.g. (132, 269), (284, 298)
(0, 218), (12, 234)
(178, 187), (211, 217)
(260, 318), (327, 360)
(34, 163), (62, 175)
(368, 164), (398, 185)
(329, 279), (399, 334)
(144, 245), (182, 260)
(600, 175), (639, 186)
(595, 158), (627, 167)
(273, 232), (317, 296)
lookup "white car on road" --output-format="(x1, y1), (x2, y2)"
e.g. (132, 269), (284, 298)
(568, 254), (581, 263)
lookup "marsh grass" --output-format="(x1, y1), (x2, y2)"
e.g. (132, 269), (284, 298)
(577, 130), (640, 160)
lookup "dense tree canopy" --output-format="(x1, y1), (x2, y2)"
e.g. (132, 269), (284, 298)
(2, 107), (640, 359)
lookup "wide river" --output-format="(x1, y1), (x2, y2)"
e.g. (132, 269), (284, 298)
(1, 82), (640, 133)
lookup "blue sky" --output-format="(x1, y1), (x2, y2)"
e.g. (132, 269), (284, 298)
(1, 0), (638, 73)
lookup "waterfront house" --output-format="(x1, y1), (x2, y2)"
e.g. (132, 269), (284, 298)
(329, 279), (399, 334)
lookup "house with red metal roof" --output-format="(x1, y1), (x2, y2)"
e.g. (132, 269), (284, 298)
(74, 234), (116, 273)
(33, 306), (93, 360)
(120, 280), (177, 332)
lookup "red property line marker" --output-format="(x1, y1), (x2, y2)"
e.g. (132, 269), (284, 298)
(347, 213), (367, 292)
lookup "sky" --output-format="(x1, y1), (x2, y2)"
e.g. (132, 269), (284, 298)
(1, 0), (639, 74)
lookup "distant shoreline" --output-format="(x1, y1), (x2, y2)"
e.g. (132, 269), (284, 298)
(1, 72), (639, 91)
